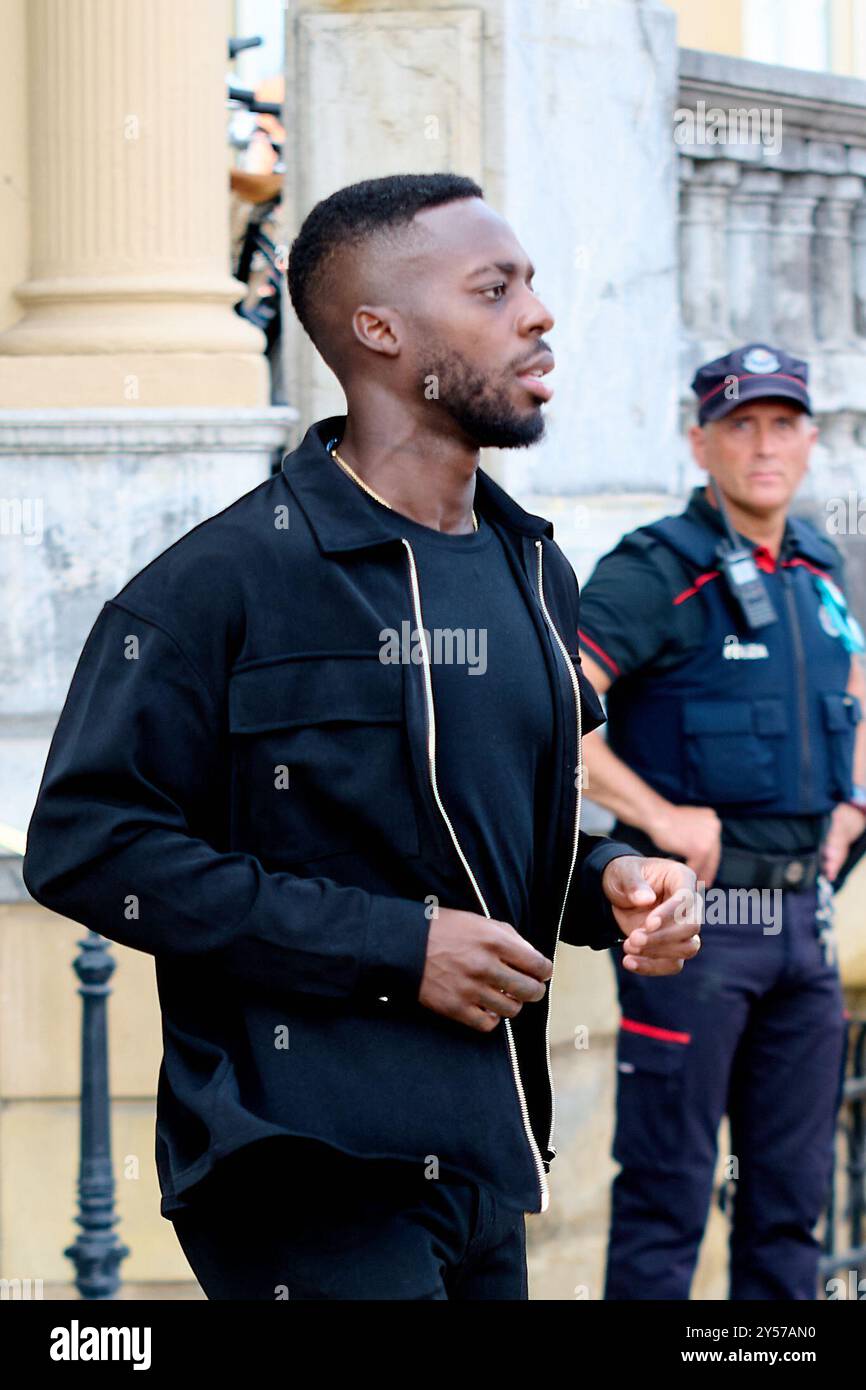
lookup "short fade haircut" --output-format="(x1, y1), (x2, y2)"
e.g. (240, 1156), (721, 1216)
(287, 171), (484, 356)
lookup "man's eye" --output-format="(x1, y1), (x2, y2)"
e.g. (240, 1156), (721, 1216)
(482, 283), (507, 301)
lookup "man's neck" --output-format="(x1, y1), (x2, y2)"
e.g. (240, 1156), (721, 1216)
(336, 401), (479, 535)
(702, 484), (787, 558)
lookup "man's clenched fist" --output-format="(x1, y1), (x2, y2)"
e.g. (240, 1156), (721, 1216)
(602, 855), (702, 976)
(418, 909), (553, 1033)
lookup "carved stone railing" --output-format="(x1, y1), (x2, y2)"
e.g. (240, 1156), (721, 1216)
(678, 50), (866, 348)
(676, 48), (866, 583)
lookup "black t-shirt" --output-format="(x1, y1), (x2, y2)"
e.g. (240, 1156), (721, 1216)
(369, 501), (557, 935)
(577, 486), (833, 856)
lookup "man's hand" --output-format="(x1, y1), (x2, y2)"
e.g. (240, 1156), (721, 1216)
(602, 855), (702, 976)
(646, 804), (722, 887)
(418, 908), (553, 1033)
(820, 802), (866, 882)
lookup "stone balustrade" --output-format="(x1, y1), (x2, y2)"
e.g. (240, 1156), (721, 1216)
(676, 48), (866, 541)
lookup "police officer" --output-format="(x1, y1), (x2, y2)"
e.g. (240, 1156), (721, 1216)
(576, 343), (866, 1301)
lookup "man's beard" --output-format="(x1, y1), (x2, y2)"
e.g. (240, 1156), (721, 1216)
(421, 343), (547, 448)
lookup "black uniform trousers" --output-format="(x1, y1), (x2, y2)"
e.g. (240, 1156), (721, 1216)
(169, 1136), (528, 1300)
(604, 884), (848, 1300)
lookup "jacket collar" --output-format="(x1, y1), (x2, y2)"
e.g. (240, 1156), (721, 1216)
(281, 415), (553, 554)
(686, 484), (837, 568)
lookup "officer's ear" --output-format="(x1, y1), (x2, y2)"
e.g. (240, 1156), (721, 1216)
(688, 423), (707, 470)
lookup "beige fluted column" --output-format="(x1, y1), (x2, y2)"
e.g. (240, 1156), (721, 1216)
(0, 0), (268, 406)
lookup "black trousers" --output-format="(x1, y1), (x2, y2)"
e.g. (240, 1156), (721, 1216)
(604, 886), (847, 1300)
(170, 1137), (528, 1300)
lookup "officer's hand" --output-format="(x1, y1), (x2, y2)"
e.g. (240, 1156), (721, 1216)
(418, 908), (554, 1033)
(601, 856), (702, 976)
(647, 804), (721, 887)
(821, 802), (866, 882)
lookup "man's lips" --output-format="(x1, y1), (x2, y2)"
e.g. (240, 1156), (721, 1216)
(515, 353), (555, 403)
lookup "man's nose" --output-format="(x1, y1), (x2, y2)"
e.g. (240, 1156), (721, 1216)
(518, 291), (555, 336)
(754, 423), (778, 455)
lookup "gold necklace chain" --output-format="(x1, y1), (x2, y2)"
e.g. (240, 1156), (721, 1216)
(330, 446), (479, 533)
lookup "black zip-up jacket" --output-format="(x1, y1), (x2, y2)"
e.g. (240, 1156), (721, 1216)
(22, 415), (640, 1217)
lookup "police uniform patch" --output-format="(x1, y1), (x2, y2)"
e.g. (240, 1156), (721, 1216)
(742, 347), (781, 374)
(813, 573), (866, 652)
(818, 602), (840, 638)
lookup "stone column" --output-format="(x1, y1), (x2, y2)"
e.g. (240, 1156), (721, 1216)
(853, 196), (866, 337)
(502, 0), (681, 500)
(771, 173), (824, 351)
(0, 0), (268, 407)
(813, 175), (865, 344)
(727, 169), (783, 342)
(679, 158), (741, 340)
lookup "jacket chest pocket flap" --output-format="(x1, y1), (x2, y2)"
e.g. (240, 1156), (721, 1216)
(228, 655), (421, 864)
(822, 691), (862, 799)
(682, 697), (788, 804)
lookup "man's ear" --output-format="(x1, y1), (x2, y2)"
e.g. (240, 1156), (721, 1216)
(351, 305), (402, 357)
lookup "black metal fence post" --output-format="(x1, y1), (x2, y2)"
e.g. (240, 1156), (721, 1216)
(64, 930), (129, 1298)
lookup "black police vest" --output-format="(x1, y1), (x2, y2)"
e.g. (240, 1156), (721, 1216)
(605, 510), (861, 816)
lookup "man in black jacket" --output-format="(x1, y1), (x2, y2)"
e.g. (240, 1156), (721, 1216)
(23, 172), (700, 1301)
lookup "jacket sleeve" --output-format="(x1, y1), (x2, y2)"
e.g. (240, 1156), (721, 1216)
(22, 601), (431, 1005)
(559, 832), (645, 951)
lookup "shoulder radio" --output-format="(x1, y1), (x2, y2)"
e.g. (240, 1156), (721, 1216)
(709, 477), (777, 631)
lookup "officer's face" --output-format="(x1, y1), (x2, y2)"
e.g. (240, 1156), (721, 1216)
(398, 198), (557, 448)
(689, 400), (818, 516)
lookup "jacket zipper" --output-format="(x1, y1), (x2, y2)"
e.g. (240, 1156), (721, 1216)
(534, 539), (583, 1158)
(400, 536), (549, 1213)
(781, 569), (811, 806)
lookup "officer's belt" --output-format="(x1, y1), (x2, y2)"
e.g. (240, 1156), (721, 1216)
(713, 846), (820, 892)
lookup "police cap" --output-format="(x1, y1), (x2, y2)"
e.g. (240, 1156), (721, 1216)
(691, 342), (812, 426)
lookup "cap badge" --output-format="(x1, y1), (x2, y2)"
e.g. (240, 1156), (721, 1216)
(742, 347), (781, 374)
